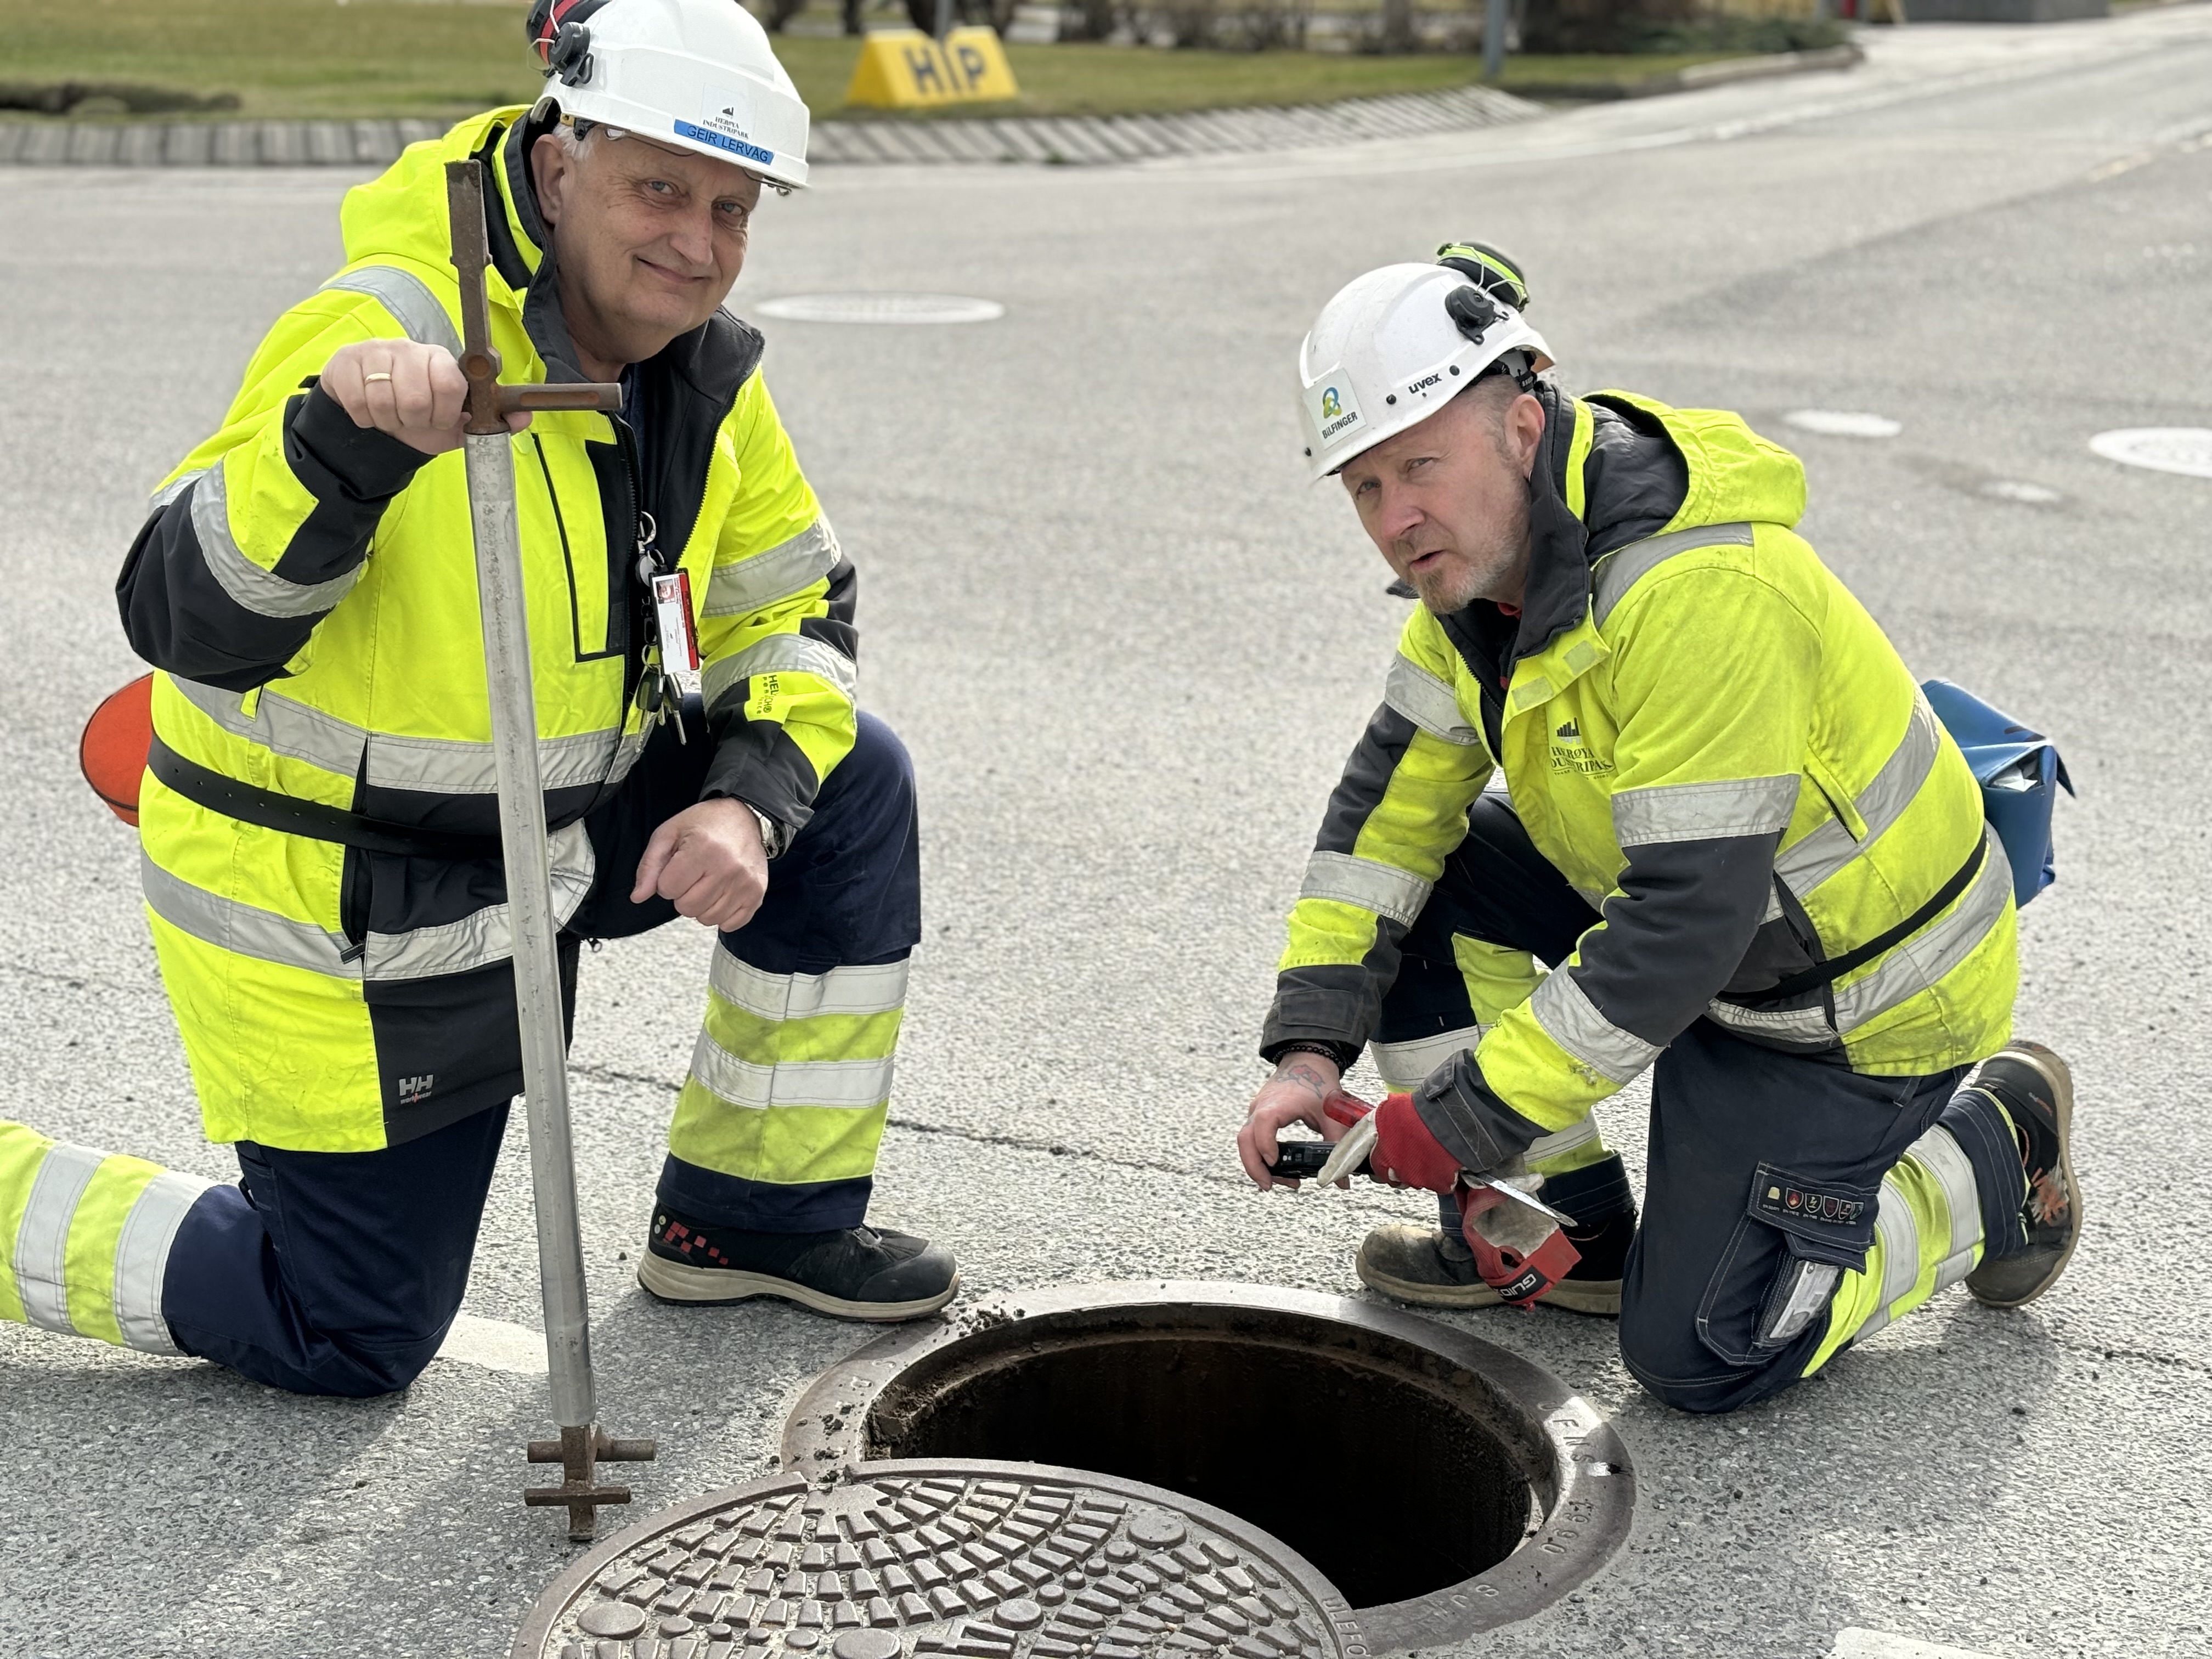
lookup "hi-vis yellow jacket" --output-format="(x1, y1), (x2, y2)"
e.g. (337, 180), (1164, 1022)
(118, 108), (855, 1153)
(1264, 387), (2016, 1169)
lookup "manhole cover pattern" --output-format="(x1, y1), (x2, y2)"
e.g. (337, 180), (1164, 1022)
(523, 1466), (1348, 1659)
(2089, 427), (2212, 478)
(755, 294), (1004, 325)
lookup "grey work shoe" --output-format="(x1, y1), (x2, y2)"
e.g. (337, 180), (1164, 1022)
(1965, 1041), (2083, 1310)
(639, 1208), (959, 1322)
(1356, 1209), (1630, 1317)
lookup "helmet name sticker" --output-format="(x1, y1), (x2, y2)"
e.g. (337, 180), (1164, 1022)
(678, 98), (775, 168)
(1307, 377), (1363, 446)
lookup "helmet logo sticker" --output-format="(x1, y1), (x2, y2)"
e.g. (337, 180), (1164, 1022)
(673, 119), (775, 168)
(1308, 378), (1363, 445)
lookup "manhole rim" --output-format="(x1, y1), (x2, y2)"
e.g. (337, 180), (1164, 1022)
(507, 1458), (1363, 1659)
(781, 1279), (1634, 1652)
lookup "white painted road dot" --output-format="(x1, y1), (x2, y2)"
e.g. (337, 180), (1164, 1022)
(436, 1312), (549, 1375)
(756, 293), (1005, 325)
(1831, 1632), (1995, 1659)
(2089, 426), (2212, 478)
(1981, 479), (2063, 504)
(1786, 409), (1904, 438)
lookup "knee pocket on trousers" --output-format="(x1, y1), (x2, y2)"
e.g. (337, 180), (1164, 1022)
(1695, 1161), (1878, 1369)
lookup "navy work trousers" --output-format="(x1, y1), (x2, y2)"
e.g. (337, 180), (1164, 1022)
(159, 710), (921, 1397)
(1378, 793), (2006, 1415)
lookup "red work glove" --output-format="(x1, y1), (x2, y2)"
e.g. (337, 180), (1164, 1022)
(1455, 1183), (1582, 1309)
(1370, 1091), (1464, 1193)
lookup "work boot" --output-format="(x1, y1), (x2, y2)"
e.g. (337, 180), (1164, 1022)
(1965, 1041), (2083, 1310)
(637, 1208), (959, 1322)
(1356, 1155), (1635, 1317)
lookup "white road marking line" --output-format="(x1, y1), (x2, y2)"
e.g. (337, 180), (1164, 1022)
(1833, 1630), (1998, 1659)
(435, 1311), (550, 1375)
(1787, 410), (1904, 438)
(1981, 479), (2063, 504)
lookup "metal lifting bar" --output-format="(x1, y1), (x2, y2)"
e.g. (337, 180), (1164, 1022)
(444, 157), (654, 1542)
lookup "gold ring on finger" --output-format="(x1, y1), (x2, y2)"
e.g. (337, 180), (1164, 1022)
(363, 372), (393, 383)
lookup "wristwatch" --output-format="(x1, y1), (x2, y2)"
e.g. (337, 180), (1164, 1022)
(741, 801), (789, 861)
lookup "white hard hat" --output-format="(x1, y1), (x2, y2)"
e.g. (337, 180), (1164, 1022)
(1297, 260), (1552, 481)
(526, 0), (811, 191)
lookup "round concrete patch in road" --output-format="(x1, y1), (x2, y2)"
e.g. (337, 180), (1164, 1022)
(2088, 426), (2212, 478)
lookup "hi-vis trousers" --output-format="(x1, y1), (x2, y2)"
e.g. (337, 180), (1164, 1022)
(1372, 792), (2026, 1414)
(1, 712), (920, 1395)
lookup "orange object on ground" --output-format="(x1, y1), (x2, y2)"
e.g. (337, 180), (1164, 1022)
(81, 673), (154, 826)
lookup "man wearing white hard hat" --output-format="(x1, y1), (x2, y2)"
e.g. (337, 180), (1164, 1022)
(1235, 245), (2082, 1412)
(0, 0), (956, 1397)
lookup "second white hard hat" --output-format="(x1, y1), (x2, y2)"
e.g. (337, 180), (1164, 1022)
(1297, 258), (1553, 481)
(526, 0), (812, 190)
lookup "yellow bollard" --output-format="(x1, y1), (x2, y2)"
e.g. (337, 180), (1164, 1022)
(843, 26), (1020, 110)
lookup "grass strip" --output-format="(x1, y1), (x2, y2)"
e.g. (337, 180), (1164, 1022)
(0, 0), (1750, 122)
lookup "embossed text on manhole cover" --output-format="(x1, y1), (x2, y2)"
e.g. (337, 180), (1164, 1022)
(755, 294), (1005, 325)
(513, 1460), (1357, 1659)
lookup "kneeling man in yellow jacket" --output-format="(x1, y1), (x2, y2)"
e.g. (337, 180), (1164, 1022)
(1236, 246), (2082, 1412)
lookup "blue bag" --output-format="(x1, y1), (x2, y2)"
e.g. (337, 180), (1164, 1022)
(1920, 679), (2074, 908)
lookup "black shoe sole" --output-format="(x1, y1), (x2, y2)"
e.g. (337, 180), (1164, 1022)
(636, 1252), (960, 1322)
(1965, 1041), (2082, 1310)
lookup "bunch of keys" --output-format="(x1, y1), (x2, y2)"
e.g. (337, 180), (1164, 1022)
(636, 516), (702, 743)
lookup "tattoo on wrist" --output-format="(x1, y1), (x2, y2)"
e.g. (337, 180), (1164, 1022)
(1274, 1059), (1334, 1103)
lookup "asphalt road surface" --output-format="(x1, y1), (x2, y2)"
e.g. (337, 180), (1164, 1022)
(3, 10), (2209, 1656)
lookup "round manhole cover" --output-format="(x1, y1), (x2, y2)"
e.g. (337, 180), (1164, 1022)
(514, 1460), (1359, 1659)
(755, 294), (1005, 325)
(2089, 427), (2212, 479)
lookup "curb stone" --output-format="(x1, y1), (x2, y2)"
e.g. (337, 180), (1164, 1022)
(0, 47), (1860, 170)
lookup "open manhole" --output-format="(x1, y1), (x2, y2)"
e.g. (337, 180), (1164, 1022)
(755, 294), (1005, 325)
(512, 1462), (1359, 1659)
(782, 1283), (1633, 1652)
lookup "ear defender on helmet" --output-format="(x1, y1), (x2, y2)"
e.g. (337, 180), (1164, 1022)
(1436, 241), (1539, 393)
(1434, 241), (1532, 312)
(527, 0), (614, 77)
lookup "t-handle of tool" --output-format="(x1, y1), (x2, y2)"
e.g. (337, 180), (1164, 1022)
(445, 158), (651, 1541)
(444, 160), (622, 436)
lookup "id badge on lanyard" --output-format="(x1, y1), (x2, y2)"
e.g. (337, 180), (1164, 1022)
(651, 567), (702, 711)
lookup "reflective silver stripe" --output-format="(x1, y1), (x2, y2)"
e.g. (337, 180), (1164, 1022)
(1855, 1181), (1923, 1341)
(686, 1036), (896, 1110)
(12, 1143), (104, 1336)
(1830, 831), (2012, 1031)
(319, 265), (463, 356)
(1701, 998), (1834, 1046)
(362, 822), (595, 981)
(702, 633), (859, 710)
(1712, 831), (2011, 1046)
(1528, 970), (1662, 1085)
(1591, 522), (1755, 627)
(111, 1171), (212, 1356)
(144, 823), (595, 983)
(1612, 774), (1799, 848)
(189, 466), (363, 620)
(142, 850), (357, 979)
(710, 950), (909, 1022)
(1382, 653), (1483, 747)
(167, 676), (364, 781)
(150, 470), (203, 512)
(166, 676), (635, 797)
(1908, 1123), (1983, 1290)
(1773, 694), (1943, 899)
(704, 520), (842, 618)
(1526, 1116), (1601, 1165)
(1369, 1025), (1481, 1092)
(1300, 850), (1432, 929)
